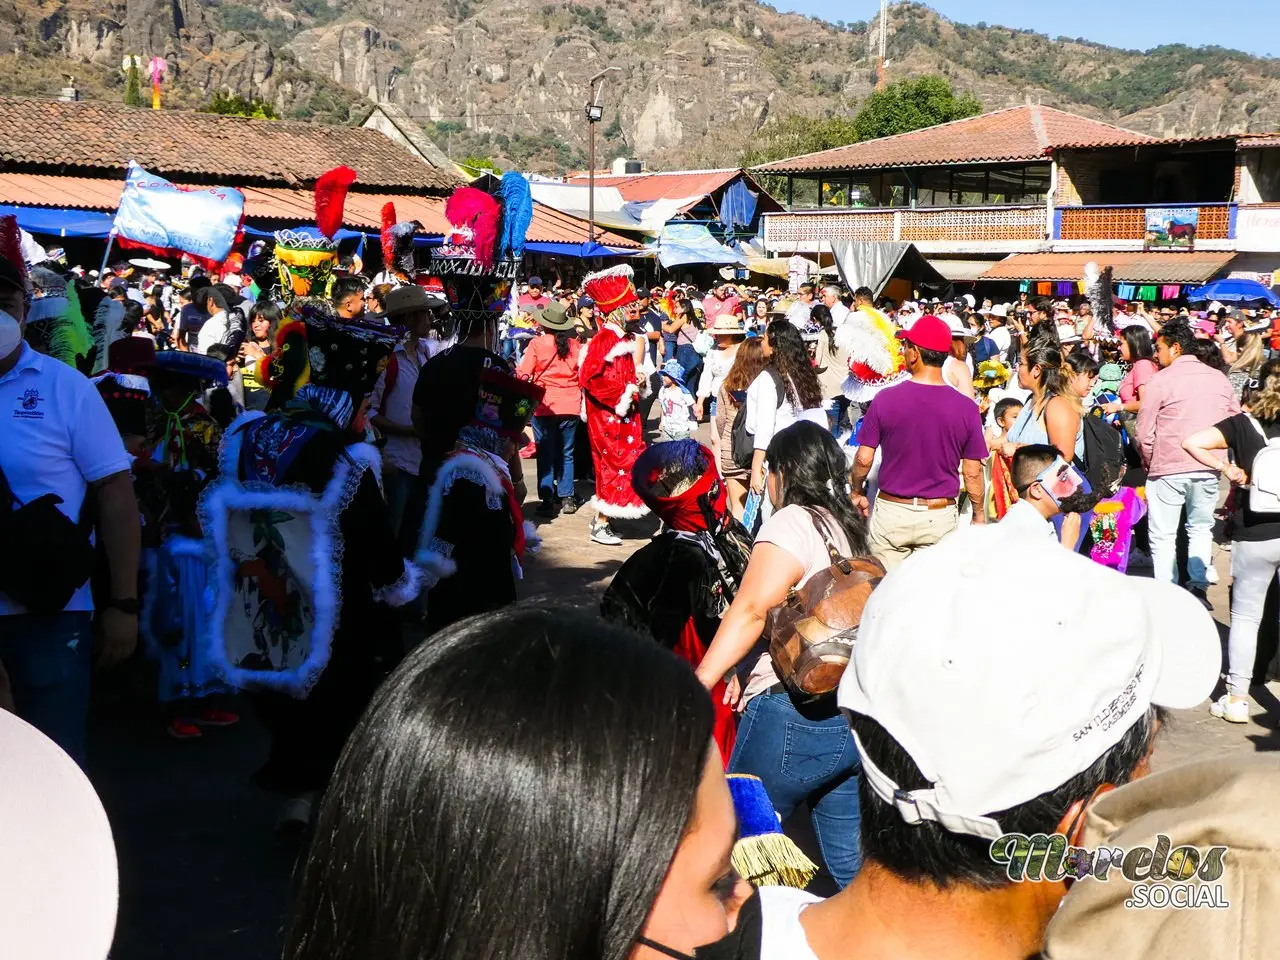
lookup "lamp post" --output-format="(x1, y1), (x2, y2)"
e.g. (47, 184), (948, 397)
(586, 67), (620, 247)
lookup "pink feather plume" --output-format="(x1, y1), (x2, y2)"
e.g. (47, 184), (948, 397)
(444, 186), (501, 270)
(314, 165), (357, 240)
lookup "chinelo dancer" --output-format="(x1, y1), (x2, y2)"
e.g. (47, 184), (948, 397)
(577, 264), (650, 544)
(200, 284), (422, 829)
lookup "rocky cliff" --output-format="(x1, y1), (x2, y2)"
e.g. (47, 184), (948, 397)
(4, 0), (1278, 172)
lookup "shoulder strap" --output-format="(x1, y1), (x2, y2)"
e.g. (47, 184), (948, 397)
(803, 506), (853, 573)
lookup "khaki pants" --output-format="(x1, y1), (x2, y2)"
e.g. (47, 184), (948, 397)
(868, 496), (959, 570)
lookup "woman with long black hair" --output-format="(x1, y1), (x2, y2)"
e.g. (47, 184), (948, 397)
(696, 421), (874, 889)
(287, 603), (748, 960)
(745, 321), (827, 511)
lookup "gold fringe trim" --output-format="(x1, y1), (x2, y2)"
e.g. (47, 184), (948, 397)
(731, 833), (819, 889)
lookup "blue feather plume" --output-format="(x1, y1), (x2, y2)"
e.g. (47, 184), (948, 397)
(498, 171), (534, 261)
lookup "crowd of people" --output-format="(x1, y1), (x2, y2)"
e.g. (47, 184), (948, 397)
(3, 205), (1279, 960)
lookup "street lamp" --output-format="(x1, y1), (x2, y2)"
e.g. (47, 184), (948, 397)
(586, 67), (620, 246)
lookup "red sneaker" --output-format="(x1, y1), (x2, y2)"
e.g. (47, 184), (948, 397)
(519, 441), (537, 459)
(194, 706), (240, 727)
(167, 718), (203, 740)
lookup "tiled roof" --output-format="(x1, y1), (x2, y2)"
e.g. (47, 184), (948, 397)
(0, 96), (459, 192)
(980, 251), (1234, 283)
(0, 172), (641, 248)
(753, 105), (1159, 174)
(566, 168), (742, 206)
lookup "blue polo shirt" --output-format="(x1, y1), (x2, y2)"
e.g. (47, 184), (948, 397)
(0, 343), (131, 615)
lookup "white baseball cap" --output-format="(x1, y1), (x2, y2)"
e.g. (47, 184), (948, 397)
(837, 525), (1220, 842)
(944, 313), (975, 339)
(0, 711), (118, 957)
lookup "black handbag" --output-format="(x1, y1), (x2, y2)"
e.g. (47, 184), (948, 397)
(0, 461), (95, 613)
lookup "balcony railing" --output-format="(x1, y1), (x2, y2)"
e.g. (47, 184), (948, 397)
(761, 205), (1048, 249)
(1054, 204), (1234, 241)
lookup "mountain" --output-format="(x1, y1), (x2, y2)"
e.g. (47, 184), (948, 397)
(3, 0), (1278, 174)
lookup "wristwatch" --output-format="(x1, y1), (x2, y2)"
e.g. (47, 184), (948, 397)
(105, 597), (140, 615)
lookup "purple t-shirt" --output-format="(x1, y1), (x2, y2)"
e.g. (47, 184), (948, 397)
(859, 380), (987, 499)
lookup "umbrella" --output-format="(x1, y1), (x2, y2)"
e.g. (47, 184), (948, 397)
(1185, 278), (1280, 307)
(128, 257), (172, 271)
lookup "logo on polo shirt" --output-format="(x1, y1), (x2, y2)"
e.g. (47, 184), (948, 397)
(14, 387), (43, 419)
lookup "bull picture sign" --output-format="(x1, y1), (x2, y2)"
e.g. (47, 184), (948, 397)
(1145, 207), (1198, 251)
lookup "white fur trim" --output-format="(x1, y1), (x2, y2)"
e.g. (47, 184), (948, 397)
(590, 497), (651, 520)
(584, 263), (635, 284)
(605, 337), (637, 364)
(90, 371), (151, 394)
(198, 421), (375, 699)
(603, 321), (626, 339)
(414, 451), (510, 581)
(615, 382), (640, 417)
(372, 561), (425, 608)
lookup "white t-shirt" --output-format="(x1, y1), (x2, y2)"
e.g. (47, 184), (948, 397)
(1000, 499), (1056, 541)
(746, 371), (828, 452)
(759, 879), (823, 960)
(0, 344), (131, 615)
(987, 324), (1012, 360)
(787, 300), (813, 328)
(195, 310), (229, 355)
(828, 300), (851, 328)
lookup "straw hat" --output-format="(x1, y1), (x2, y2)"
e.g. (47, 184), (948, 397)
(709, 314), (747, 336)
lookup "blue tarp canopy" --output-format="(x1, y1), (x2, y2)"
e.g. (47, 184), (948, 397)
(656, 222), (746, 269)
(1186, 277), (1280, 307)
(0, 204), (115, 237)
(525, 240), (641, 258)
(718, 179), (758, 229)
(9, 204), (634, 260)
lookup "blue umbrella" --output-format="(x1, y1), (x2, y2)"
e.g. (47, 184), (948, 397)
(1185, 278), (1280, 307)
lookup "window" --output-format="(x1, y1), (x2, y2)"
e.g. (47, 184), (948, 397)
(1022, 165), (1050, 201)
(916, 169), (950, 206)
(987, 167), (1026, 204)
(951, 169), (986, 205)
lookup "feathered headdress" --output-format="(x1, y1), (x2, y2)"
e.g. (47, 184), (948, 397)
(0, 214), (29, 294)
(25, 268), (93, 369)
(314, 166), (357, 240)
(380, 202), (397, 270)
(1084, 261), (1115, 335)
(839, 307), (909, 403)
(497, 172), (533, 261)
(444, 186), (501, 270)
(378, 202), (418, 279)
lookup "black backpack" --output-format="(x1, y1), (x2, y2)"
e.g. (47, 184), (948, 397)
(0, 463), (95, 613)
(1078, 412), (1126, 499)
(730, 368), (785, 469)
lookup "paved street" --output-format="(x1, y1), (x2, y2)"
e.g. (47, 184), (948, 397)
(88, 447), (1279, 959)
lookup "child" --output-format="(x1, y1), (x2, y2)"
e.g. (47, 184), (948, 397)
(658, 359), (696, 441)
(986, 397), (1023, 452)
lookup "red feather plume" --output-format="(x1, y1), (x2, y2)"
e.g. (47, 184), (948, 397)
(0, 214), (28, 288)
(380, 202), (397, 271)
(314, 165), (357, 240)
(444, 186), (501, 270)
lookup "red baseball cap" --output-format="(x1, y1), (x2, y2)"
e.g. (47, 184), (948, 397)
(896, 315), (951, 353)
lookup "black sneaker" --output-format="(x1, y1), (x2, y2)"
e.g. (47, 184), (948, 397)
(561, 498), (579, 515)
(535, 499), (559, 518)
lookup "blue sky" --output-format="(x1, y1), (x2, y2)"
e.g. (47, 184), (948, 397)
(775, 1), (1276, 58)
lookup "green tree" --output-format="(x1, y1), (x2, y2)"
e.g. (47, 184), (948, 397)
(123, 57), (143, 107)
(460, 155), (502, 175)
(739, 113), (860, 169)
(851, 75), (982, 142)
(202, 91), (278, 119)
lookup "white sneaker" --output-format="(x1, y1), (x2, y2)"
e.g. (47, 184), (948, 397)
(1209, 694), (1250, 724)
(590, 520), (622, 546)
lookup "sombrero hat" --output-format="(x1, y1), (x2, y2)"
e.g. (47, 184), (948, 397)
(709, 314), (747, 336)
(975, 359), (1013, 389)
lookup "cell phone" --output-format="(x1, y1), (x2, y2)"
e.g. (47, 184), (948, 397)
(1036, 457), (1088, 507)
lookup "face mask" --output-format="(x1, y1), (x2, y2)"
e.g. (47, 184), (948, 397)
(635, 936), (697, 960)
(0, 308), (22, 358)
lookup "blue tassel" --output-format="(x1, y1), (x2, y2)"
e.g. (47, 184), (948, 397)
(498, 171), (534, 261)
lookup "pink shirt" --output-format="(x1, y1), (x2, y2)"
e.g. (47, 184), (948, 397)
(516, 332), (582, 417)
(1119, 358), (1157, 404)
(1136, 355), (1240, 478)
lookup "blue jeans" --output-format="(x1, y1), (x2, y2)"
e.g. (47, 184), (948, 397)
(0, 612), (94, 767)
(729, 692), (862, 888)
(1147, 473), (1219, 589)
(533, 414), (577, 501)
(383, 465), (419, 541)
